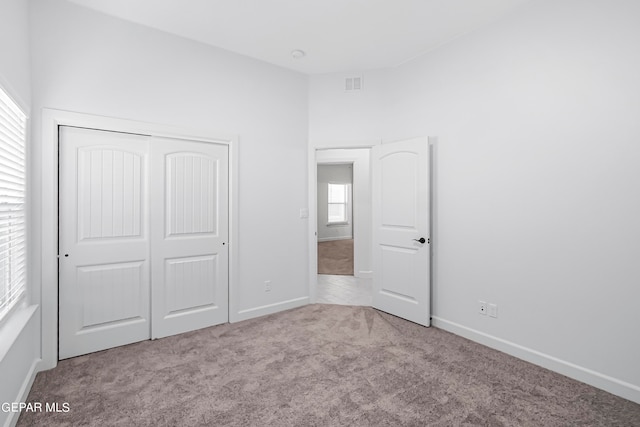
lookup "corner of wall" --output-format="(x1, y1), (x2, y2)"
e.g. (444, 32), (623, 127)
(0, 306), (42, 427)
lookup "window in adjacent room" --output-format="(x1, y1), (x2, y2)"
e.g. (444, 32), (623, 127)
(0, 85), (27, 321)
(327, 183), (350, 225)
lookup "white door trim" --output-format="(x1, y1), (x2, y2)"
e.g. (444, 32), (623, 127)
(41, 109), (239, 369)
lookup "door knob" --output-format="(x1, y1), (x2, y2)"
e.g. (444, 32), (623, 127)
(413, 237), (426, 244)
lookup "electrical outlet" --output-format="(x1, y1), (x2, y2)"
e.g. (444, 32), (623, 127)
(489, 303), (498, 318)
(264, 280), (271, 292)
(478, 300), (487, 315)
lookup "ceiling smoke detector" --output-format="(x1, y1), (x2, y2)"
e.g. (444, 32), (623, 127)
(291, 49), (306, 59)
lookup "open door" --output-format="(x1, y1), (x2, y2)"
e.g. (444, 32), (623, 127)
(372, 137), (430, 326)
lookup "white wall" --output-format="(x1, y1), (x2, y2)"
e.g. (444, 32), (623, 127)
(309, 72), (389, 145)
(0, 1), (41, 426)
(309, 0), (640, 404)
(28, 0), (309, 333)
(317, 164), (353, 241)
(0, 0), (31, 107)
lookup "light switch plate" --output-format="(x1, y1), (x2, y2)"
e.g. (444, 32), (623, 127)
(489, 303), (498, 318)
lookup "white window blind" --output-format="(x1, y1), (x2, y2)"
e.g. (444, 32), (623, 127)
(0, 86), (27, 320)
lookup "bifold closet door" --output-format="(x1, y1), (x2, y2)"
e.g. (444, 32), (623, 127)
(150, 136), (229, 339)
(59, 127), (230, 359)
(59, 126), (152, 359)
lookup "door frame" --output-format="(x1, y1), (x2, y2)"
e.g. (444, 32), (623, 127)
(307, 138), (437, 312)
(307, 142), (377, 303)
(41, 109), (239, 369)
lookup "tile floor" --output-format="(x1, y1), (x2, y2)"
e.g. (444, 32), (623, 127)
(316, 274), (372, 306)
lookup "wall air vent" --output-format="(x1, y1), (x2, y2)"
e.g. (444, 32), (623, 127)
(345, 76), (363, 92)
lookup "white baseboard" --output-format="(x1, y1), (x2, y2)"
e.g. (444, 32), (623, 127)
(317, 236), (353, 242)
(357, 270), (373, 279)
(233, 296), (309, 323)
(4, 358), (41, 427)
(431, 316), (640, 404)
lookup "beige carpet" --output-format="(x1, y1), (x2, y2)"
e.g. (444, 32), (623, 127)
(19, 305), (640, 426)
(318, 239), (354, 275)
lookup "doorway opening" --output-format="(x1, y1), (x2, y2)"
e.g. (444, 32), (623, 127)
(317, 163), (354, 276)
(309, 138), (433, 325)
(313, 148), (373, 306)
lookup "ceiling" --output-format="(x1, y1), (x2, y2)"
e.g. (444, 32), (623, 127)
(65, 0), (530, 74)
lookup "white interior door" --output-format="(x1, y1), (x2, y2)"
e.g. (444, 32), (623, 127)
(59, 126), (151, 359)
(150, 137), (229, 339)
(59, 127), (230, 359)
(372, 137), (430, 326)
